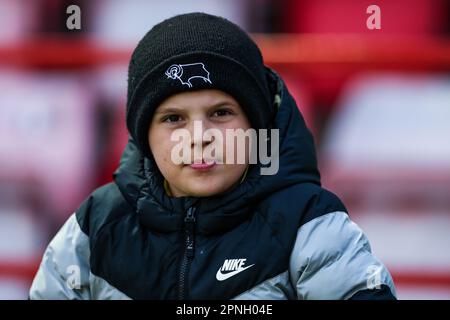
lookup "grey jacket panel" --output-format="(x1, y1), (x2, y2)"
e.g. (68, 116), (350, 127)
(30, 211), (396, 300)
(30, 214), (91, 299)
(29, 213), (130, 300)
(89, 273), (131, 300)
(232, 271), (295, 300)
(289, 211), (397, 300)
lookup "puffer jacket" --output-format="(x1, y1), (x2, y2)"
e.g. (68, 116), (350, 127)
(29, 69), (396, 300)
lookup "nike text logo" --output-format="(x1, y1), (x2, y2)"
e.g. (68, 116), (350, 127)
(216, 258), (254, 281)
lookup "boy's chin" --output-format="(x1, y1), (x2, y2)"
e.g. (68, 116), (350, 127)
(174, 180), (237, 198)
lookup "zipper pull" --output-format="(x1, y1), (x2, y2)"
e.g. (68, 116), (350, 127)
(184, 206), (196, 258)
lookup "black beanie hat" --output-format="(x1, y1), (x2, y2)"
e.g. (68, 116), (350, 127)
(126, 12), (273, 157)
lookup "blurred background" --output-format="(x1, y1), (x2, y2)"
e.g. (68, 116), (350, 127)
(0, 0), (449, 299)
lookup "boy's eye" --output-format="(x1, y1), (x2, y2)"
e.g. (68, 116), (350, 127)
(163, 115), (182, 123)
(212, 109), (233, 117)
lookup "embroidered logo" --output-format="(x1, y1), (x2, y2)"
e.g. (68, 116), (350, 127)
(216, 258), (255, 281)
(165, 63), (212, 88)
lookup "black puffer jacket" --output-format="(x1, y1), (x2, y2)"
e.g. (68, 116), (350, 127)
(30, 69), (396, 300)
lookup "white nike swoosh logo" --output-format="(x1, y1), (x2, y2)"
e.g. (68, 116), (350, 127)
(216, 264), (255, 281)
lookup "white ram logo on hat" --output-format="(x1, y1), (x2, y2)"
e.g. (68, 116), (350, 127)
(165, 63), (212, 88)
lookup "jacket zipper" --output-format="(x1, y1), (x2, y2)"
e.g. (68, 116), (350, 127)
(178, 206), (196, 300)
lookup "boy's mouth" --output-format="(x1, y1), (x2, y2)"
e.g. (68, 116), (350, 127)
(188, 159), (217, 170)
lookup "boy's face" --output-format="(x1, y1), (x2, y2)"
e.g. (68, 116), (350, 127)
(148, 89), (251, 197)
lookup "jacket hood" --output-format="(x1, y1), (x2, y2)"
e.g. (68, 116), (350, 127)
(113, 68), (321, 235)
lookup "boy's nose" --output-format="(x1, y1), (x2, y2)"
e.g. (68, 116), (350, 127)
(190, 129), (214, 148)
(186, 120), (212, 145)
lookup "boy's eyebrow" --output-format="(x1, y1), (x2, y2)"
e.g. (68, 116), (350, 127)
(155, 107), (185, 114)
(209, 101), (238, 108)
(156, 101), (237, 114)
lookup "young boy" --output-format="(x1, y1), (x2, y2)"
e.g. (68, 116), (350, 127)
(29, 12), (396, 300)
